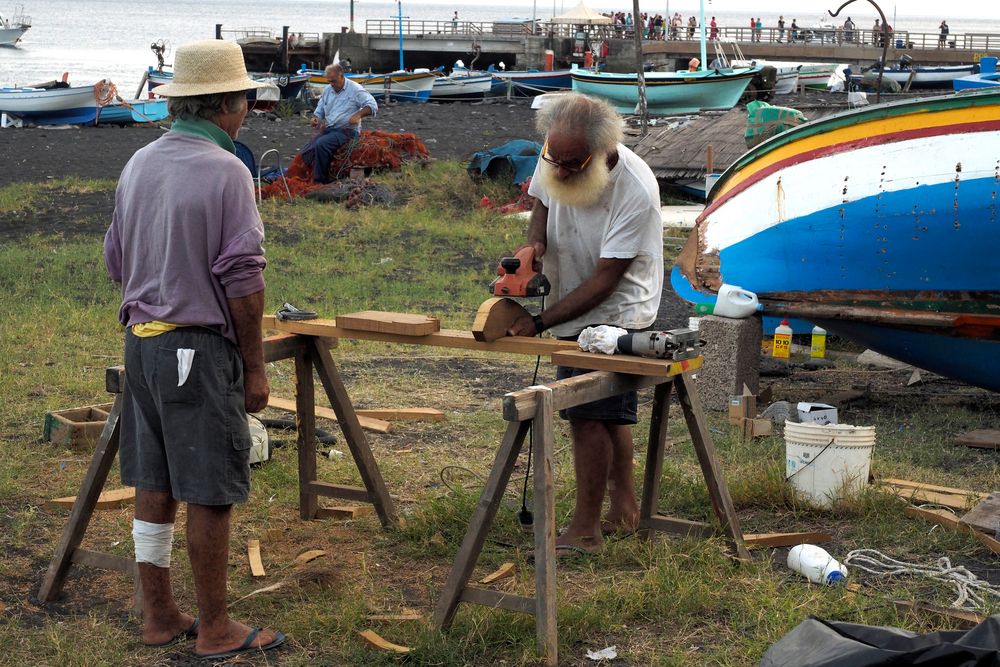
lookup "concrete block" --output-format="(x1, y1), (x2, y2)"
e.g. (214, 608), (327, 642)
(694, 314), (761, 411)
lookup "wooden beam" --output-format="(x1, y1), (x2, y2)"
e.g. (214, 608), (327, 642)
(265, 316), (579, 356)
(744, 532), (833, 549)
(316, 505), (374, 520)
(459, 587), (536, 615)
(533, 387), (557, 666)
(904, 506), (1000, 555)
(892, 600), (986, 629)
(954, 429), (1000, 450)
(306, 481), (372, 503)
(479, 562), (516, 585)
(504, 371), (664, 422)
(639, 383), (671, 540)
(267, 396), (392, 433)
(294, 347), (318, 520)
(354, 407), (445, 422)
(960, 494), (1000, 535)
(358, 629), (410, 654)
(336, 311), (440, 336)
(640, 514), (714, 538)
(46, 487), (135, 511)
(248, 539), (265, 577)
(262, 333), (308, 362)
(471, 298), (530, 342)
(550, 350), (703, 377)
(876, 479), (986, 510)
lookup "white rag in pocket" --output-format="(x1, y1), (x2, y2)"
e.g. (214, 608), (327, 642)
(176, 348), (195, 386)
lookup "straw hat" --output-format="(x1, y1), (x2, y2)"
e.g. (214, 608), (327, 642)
(153, 39), (268, 97)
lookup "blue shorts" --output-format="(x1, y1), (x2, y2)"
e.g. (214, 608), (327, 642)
(121, 328), (252, 506)
(556, 333), (638, 424)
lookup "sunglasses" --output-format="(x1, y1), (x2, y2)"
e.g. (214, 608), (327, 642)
(540, 140), (593, 174)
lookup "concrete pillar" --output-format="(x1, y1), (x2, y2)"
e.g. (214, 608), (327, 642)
(693, 314), (761, 411)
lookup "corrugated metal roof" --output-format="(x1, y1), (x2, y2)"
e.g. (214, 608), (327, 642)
(625, 101), (850, 181)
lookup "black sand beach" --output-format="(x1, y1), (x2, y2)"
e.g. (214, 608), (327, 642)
(0, 98), (540, 187)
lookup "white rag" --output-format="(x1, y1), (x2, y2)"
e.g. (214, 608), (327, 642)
(577, 326), (628, 355)
(176, 348), (195, 386)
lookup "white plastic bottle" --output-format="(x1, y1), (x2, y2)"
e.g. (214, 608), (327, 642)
(786, 544), (848, 585)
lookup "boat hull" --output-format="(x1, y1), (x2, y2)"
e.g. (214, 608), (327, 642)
(674, 88), (1000, 392)
(489, 69), (573, 96)
(431, 73), (493, 100)
(0, 25), (27, 46)
(0, 84), (98, 124)
(858, 65), (977, 89)
(301, 69), (435, 103)
(98, 98), (169, 124)
(571, 68), (758, 115)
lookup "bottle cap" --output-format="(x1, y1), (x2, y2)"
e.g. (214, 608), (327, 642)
(781, 319), (790, 326)
(826, 570), (846, 584)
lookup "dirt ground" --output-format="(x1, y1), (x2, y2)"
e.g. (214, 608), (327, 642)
(0, 98), (540, 188)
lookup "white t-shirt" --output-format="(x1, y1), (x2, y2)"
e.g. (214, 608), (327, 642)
(528, 144), (663, 338)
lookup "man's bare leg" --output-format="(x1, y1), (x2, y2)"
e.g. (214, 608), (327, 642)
(135, 489), (196, 646)
(603, 424), (640, 533)
(187, 503), (280, 656)
(558, 418), (612, 550)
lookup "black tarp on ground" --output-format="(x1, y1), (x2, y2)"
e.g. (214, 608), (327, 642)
(760, 615), (1000, 666)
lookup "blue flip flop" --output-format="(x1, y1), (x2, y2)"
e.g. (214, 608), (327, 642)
(144, 617), (200, 648)
(196, 627), (286, 660)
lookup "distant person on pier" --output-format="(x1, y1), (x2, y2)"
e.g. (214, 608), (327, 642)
(452, 11), (458, 33)
(939, 20), (949, 47)
(873, 19), (881, 45)
(749, 17), (756, 41)
(709, 16), (718, 40)
(688, 15), (697, 40)
(778, 16), (785, 42)
(756, 18), (763, 42)
(791, 18), (799, 41)
(844, 17), (855, 43)
(299, 63), (377, 184)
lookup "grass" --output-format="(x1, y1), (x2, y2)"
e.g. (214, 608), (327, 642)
(1, 161), (999, 666)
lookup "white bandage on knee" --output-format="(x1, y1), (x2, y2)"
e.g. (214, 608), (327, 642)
(133, 519), (175, 568)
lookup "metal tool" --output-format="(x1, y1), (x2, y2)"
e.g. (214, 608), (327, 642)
(617, 328), (703, 361)
(488, 246), (550, 297)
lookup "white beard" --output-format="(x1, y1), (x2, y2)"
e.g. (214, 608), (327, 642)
(537, 154), (612, 208)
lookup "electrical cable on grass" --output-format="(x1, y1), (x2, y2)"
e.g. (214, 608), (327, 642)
(844, 548), (1000, 610)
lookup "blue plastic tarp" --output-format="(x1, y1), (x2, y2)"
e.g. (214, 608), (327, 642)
(467, 139), (542, 186)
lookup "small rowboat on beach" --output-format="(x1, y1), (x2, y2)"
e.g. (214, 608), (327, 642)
(146, 67), (287, 111)
(300, 67), (437, 104)
(430, 71), (493, 100)
(488, 66), (575, 96)
(0, 79), (113, 125)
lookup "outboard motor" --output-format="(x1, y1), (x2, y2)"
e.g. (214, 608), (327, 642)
(898, 53), (913, 69)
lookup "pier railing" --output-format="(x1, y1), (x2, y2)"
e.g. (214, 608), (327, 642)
(364, 19), (998, 53)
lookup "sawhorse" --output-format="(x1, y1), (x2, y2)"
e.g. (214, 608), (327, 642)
(432, 365), (749, 666)
(38, 333), (398, 604)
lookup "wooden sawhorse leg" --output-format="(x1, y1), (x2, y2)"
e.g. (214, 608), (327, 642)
(293, 336), (397, 526)
(38, 367), (140, 608)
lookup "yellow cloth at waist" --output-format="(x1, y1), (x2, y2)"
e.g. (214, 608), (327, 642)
(131, 321), (179, 337)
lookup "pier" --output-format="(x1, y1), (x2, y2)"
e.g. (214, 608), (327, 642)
(232, 21), (996, 75)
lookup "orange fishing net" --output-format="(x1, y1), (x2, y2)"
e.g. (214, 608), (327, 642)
(260, 130), (429, 200)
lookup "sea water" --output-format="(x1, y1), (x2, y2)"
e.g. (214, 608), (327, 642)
(0, 0), (991, 95)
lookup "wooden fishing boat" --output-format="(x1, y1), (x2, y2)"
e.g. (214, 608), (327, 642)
(954, 56), (1000, 91)
(0, 80), (109, 125)
(430, 70), (493, 100)
(97, 98), (168, 124)
(673, 88), (1000, 391)
(488, 67), (574, 96)
(300, 67), (436, 103)
(853, 59), (977, 90)
(570, 67), (760, 116)
(146, 67), (285, 111)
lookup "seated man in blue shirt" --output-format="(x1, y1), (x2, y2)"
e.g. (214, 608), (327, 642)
(300, 63), (377, 183)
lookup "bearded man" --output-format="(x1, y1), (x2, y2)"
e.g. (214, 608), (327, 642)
(506, 93), (663, 557)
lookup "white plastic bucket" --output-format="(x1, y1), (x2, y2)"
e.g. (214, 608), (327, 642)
(785, 420), (875, 508)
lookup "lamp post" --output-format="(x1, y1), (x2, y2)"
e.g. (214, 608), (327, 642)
(397, 1), (405, 71)
(829, 0), (888, 103)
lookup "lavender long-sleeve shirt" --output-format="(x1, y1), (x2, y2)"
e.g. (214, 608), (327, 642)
(104, 132), (266, 343)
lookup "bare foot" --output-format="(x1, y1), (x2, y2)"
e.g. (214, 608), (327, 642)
(195, 620), (282, 657)
(601, 510), (639, 536)
(142, 611), (198, 647)
(556, 531), (603, 554)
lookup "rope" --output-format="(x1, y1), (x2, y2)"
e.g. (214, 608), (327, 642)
(93, 80), (117, 106)
(844, 548), (1000, 611)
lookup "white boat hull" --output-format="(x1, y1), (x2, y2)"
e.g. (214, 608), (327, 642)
(430, 73), (493, 99)
(0, 24), (27, 45)
(0, 83), (100, 124)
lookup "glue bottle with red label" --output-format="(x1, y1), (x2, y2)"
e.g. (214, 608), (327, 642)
(772, 319), (792, 359)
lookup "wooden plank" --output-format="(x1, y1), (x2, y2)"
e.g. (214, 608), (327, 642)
(471, 297), (530, 342)
(904, 506), (1000, 555)
(306, 481), (372, 503)
(550, 350), (703, 377)
(355, 407), (445, 422)
(311, 339), (397, 527)
(879, 478), (990, 500)
(892, 600), (986, 629)
(954, 429), (1000, 450)
(46, 487), (135, 511)
(640, 514), (714, 538)
(294, 550), (326, 565)
(432, 421), (529, 630)
(876, 480), (985, 510)
(479, 562), (516, 585)
(639, 383), (672, 540)
(265, 316), (580, 356)
(44, 404), (114, 449)
(247, 539), (265, 577)
(267, 396), (392, 433)
(744, 532), (833, 549)
(336, 311), (440, 336)
(316, 505), (374, 520)
(358, 629), (410, 654)
(675, 373), (750, 561)
(367, 610), (423, 622)
(39, 393), (124, 601)
(504, 371), (665, 422)
(533, 387), (557, 666)
(70, 548), (136, 574)
(459, 587), (536, 615)
(262, 333), (308, 362)
(294, 348), (319, 520)
(960, 494), (1000, 535)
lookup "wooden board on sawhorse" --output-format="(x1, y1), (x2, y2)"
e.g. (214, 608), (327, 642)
(37, 367), (141, 609)
(431, 363), (749, 666)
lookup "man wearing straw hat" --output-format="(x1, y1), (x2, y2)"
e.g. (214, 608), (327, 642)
(104, 39), (284, 660)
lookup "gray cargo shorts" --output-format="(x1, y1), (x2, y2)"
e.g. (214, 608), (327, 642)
(121, 327), (252, 506)
(555, 327), (642, 425)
